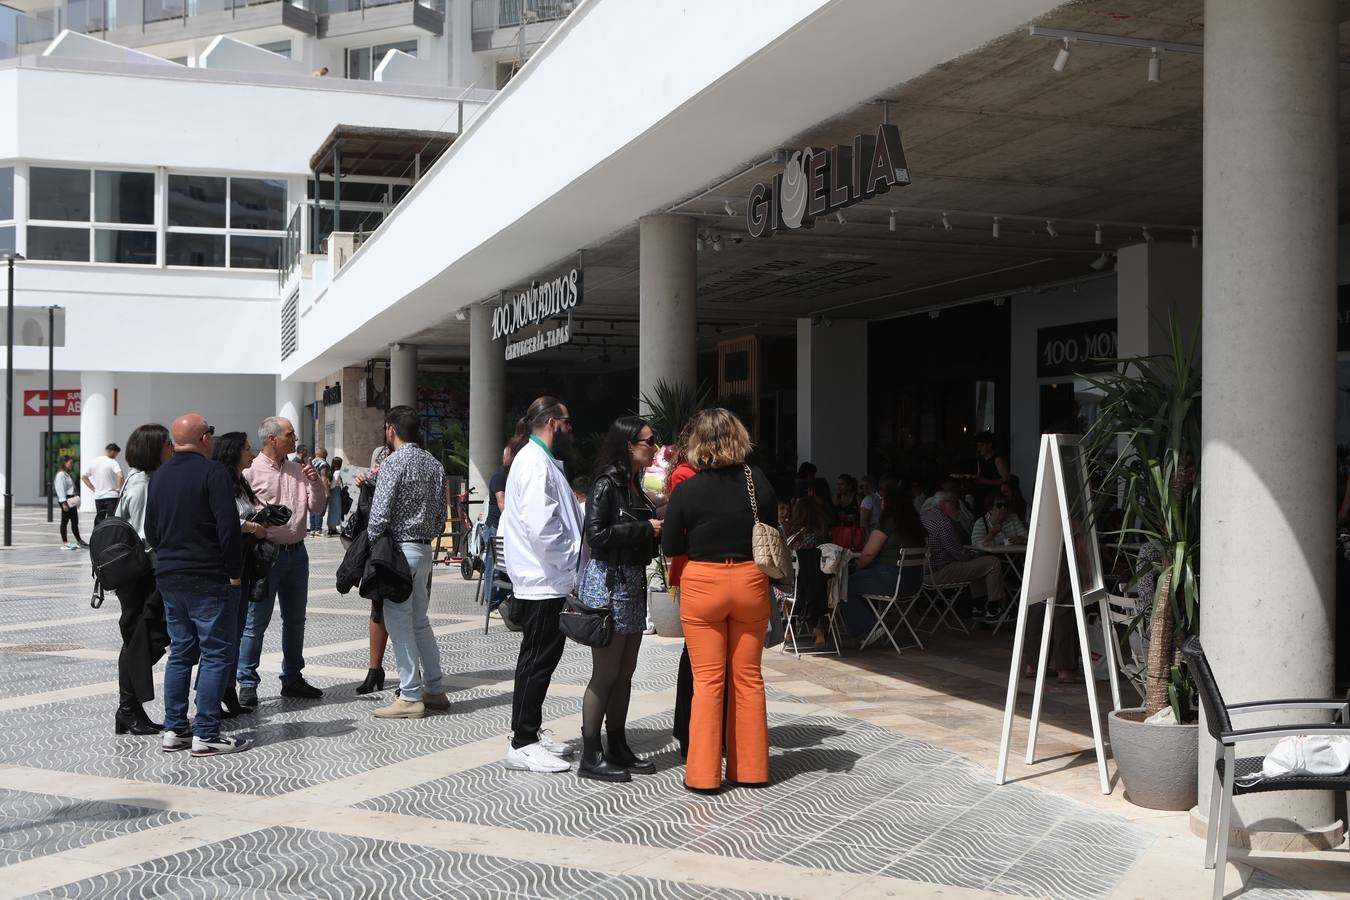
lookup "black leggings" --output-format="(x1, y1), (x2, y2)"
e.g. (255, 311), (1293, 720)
(582, 632), (643, 739)
(59, 505), (82, 543)
(116, 574), (169, 705)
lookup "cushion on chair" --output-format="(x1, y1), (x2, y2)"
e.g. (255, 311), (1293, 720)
(1218, 754), (1350, 795)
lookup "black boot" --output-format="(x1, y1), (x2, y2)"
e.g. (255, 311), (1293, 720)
(606, 730), (656, 775)
(221, 687), (244, 718)
(115, 702), (161, 736)
(577, 735), (630, 783)
(356, 668), (386, 695)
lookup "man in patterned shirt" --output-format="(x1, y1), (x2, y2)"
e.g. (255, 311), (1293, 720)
(921, 490), (1007, 622)
(366, 405), (450, 719)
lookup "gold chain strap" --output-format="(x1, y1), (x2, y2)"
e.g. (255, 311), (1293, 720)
(743, 464), (758, 522)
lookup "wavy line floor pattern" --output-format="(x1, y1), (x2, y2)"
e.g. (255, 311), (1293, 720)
(0, 516), (1325, 899)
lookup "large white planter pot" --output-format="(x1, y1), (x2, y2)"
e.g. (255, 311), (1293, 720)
(1108, 707), (1199, 810)
(648, 588), (684, 638)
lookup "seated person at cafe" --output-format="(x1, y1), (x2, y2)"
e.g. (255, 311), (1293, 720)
(1023, 559), (1082, 684)
(774, 496), (835, 648)
(922, 491), (1007, 621)
(971, 492), (1028, 547)
(806, 477), (838, 526)
(938, 479), (977, 535)
(844, 488), (927, 639)
(834, 474), (860, 525)
(1001, 476), (1028, 520)
(859, 475), (893, 532)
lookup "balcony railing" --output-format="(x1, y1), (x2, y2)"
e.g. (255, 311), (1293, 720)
(316, 0), (443, 16)
(472, 0), (573, 31)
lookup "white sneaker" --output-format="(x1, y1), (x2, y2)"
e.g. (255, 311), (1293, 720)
(161, 730), (191, 753)
(505, 741), (571, 773)
(538, 728), (575, 758)
(191, 734), (250, 757)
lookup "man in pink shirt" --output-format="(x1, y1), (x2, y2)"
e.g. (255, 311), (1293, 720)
(235, 416), (328, 709)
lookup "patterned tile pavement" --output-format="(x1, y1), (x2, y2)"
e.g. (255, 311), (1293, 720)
(0, 506), (1338, 898)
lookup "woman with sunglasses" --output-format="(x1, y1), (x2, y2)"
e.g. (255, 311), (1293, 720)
(576, 416), (661, 782)
(971, 492), (1028, 547)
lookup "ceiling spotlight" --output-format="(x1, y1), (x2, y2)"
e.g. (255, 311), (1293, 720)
(1148, 49), (1161, 83)
(928, 310), (941, 320)
(941, 212), (952, 231)
(1142, 225), (1152, 242)
(1052, 38), (1071, 72)
(888, 210), (896, 232)
(1191, 228), (1198, 249)
(835, 210), (846, 226)
(1094, 223), (1102, 246)
(991, 217), (1000, 239)
(711, 232), (723, 252)
(1089, 253), (1110, 271)
(1045, 220), (1058, 238)
(453, 309), (467, 321)
(723, 200), (735, 217)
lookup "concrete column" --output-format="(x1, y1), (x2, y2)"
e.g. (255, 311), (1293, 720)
(389, 343), (419, 409)
(1200, 0), (1339, 840)
(638, 215), (698, 411)
(78, 371), (114, 511)
(796, 318), (867, 482)
(1115, 241), (1201, 359)
(275, 377), (305, 431)
(469, 305), (505, 500)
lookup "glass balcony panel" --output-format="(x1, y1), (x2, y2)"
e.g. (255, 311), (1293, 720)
(107, 0), (145, 30)
(144, 0), (187, 24)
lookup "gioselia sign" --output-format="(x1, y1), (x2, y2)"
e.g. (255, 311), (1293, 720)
(492, 267), (583, 360)
(747, 123), (911, 239)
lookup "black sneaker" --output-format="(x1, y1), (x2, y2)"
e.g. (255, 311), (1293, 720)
(280, 678), (323, 700)
(238, 687), (258, 710)
(191, 735), (250, 757)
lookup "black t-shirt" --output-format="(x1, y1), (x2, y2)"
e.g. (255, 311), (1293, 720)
(485, 469), (507, 529)
(661, 465), (778, 563)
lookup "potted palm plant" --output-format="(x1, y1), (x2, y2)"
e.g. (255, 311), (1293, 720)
(638, 379), (710, 638)
(1081, 317), (1200, 810)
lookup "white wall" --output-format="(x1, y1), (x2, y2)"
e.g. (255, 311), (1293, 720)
(1008, 278), (1118, 482)
(0, 370), (275, 506)
(283, 0), (1065, 379)
(798, 318), (868, 484)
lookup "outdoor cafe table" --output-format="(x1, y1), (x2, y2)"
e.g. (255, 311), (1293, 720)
(965, 543), (1027, 634)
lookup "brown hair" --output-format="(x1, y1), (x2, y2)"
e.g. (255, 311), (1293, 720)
(663, 418), (697, 494)
(685, 408), (751, 470)
(513, 396), (567, 439)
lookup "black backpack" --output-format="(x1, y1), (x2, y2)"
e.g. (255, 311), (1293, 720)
(88, 515), (152, 608)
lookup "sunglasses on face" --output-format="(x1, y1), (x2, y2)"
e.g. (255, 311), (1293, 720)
(632, 436), (659, 447)
(203, 424), (215, 437)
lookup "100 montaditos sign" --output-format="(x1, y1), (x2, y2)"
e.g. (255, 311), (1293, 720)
(492, 267), (583, 360)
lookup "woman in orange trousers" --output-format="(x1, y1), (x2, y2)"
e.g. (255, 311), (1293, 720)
(661, 409), (777, 792)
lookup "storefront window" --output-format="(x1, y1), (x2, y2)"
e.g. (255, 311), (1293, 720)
(167, 173), (287, 268)
(28, 167), (157, 264)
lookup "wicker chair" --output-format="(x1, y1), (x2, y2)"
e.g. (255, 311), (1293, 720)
(1180, 637), (1350, 900)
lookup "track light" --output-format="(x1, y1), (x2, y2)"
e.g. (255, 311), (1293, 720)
(941, 212), (952, 231)
(888, 210), (896, 232)
(991, 217), (1000, 239)
(1191, 229), (1198, 249)
(1045, 220), (1058, 238)
(1148, 49), (1161, 83)
(1089, 253), (1110, 271)
(1052, 38), (1071, 72)
(453, 310), (467, 322)
(835, 210), (846, 226)
(1094, 223), (1102, 246)
(723, 201), (735, 217)
(711, 232), (723, 252)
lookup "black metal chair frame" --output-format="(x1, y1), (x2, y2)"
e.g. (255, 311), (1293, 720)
(1180, 637), (1350, 900)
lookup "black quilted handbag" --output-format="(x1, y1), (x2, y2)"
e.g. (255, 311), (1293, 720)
(557, 595), (613, 647)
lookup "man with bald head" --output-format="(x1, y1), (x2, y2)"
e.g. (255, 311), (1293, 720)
(237, 415), (328, 708)
(144, 414), (249, 757)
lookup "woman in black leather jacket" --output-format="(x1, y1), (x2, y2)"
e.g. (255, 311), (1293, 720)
(576, 415), (661, 782)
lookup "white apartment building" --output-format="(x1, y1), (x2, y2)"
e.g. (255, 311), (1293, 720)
(0, 0), (550, 505)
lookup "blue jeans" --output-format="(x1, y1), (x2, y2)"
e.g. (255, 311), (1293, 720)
(161, 583), (237, 740)
(237, 543), (309, 688)
(326, 488), (344, 530)
(383, 542), (442, 701)
(309, 511), (324, 531)
(479, 524), (496, 606)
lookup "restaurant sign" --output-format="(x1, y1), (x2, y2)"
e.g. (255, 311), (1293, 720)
(492, 268), (583, 361)
(746, 123), (911, 239)
(1037, 318), (1117, 380)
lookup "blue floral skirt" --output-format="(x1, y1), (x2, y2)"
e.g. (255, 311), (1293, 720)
(578, 559), (648, 635)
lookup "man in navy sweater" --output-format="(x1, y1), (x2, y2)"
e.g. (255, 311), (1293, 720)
(145, 413), (249, 757)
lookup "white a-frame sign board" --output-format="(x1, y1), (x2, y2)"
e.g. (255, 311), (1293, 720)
(994, 434), (1122, 794)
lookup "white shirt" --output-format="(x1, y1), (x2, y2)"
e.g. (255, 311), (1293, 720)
(501, 437), (583, 600)
(85, 455), (123, 499)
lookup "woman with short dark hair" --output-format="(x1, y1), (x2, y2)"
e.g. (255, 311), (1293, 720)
(112, 423), (172, 736)
(213, 431), (266, 718)
(576, 416), (661, 782)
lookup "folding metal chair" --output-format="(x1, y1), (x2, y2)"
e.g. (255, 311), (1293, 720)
(781, 547), (840, 658)
(1181, 638), (1350, 900)
(485, 535), (520, 633)
(917, 551), (971, 634)
(859, 547), (926, 654)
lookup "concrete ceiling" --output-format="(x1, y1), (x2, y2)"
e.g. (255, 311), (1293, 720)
(408, 0), (1350, 368)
